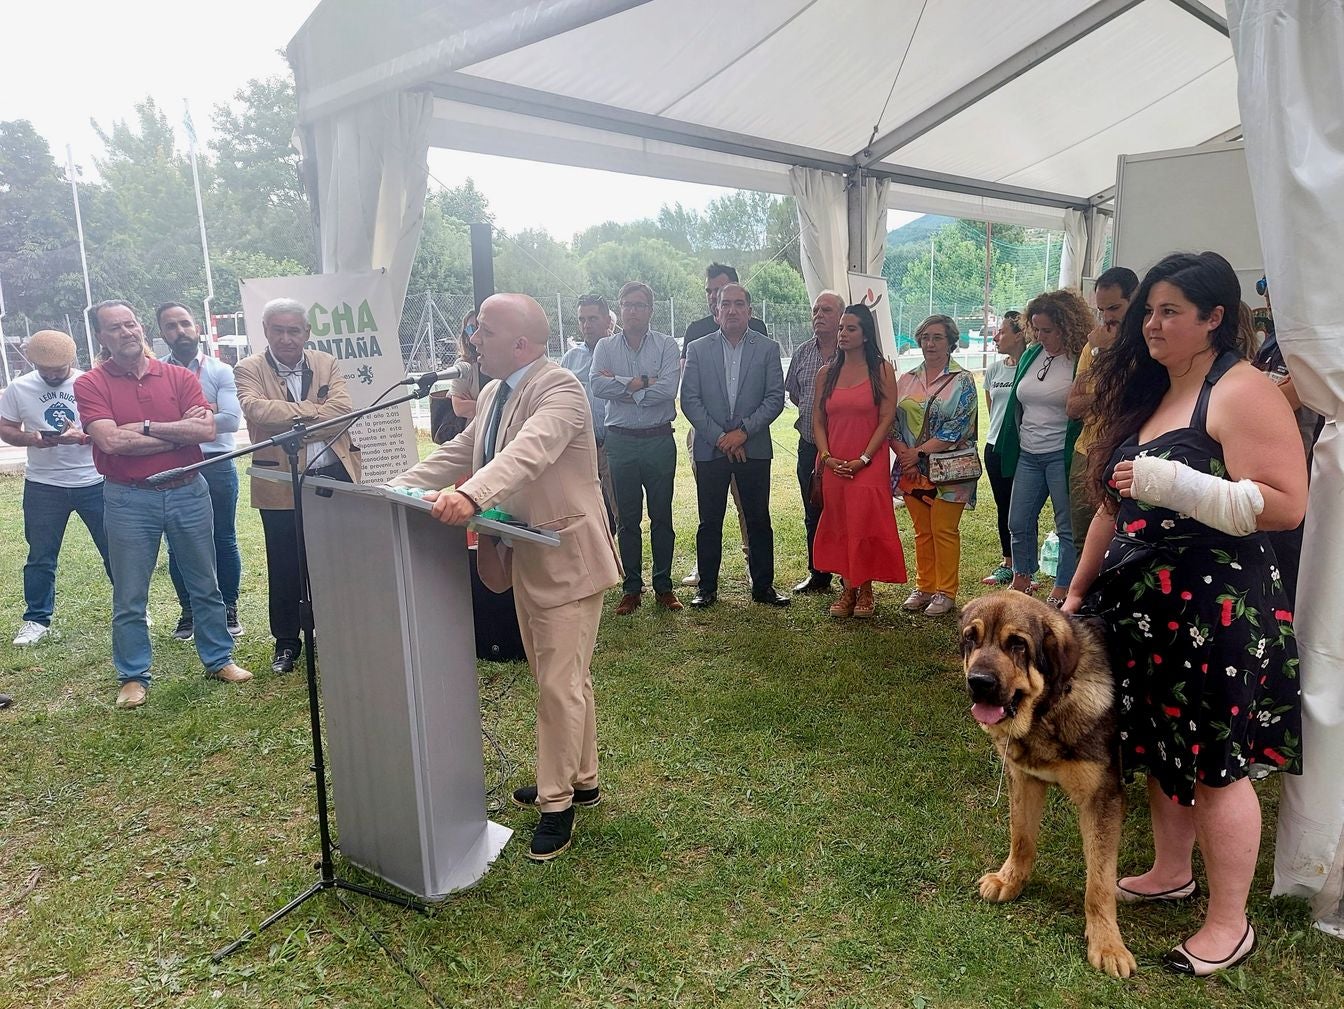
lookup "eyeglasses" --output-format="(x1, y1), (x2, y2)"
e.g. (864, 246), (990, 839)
(619, 302), (652, 311)
(1036, 354), (1059, 381)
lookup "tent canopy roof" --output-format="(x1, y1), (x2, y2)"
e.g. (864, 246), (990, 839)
(288, 0), (1237, 230)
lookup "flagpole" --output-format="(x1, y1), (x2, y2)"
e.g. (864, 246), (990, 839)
(65, 145), (97, 367)
(184, 100), (216, 356)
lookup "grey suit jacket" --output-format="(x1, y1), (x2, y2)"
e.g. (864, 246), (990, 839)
(680, 329), (785, 462)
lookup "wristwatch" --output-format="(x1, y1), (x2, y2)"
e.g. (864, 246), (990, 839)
(142, 420), (152, 436)
(640, 373), (650, 388)
(859, 453), (872, 466)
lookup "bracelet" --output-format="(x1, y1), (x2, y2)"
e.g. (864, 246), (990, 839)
(859, 453), (872, 466)
(820, 451), (831, 465)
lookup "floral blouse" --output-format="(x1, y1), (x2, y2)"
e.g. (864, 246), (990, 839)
(891, 360), (979, 506)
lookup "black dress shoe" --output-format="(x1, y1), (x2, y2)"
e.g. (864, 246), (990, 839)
(689, 591), (718, 608)
(752, 588), (792, 607)
(271, 649), (296, 674)
(512, 784), (601, 808)
(792, 573), (833, 594)
(527, 806), (575, 861)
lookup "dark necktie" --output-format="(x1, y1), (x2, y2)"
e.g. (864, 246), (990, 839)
(483, 381), (512, 464)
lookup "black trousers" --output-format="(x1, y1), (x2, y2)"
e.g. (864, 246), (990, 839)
(258, 461), (351, 656)
(795, 439), (828, 580)
(984, 442), (1014, 560)
(695, 456), (774, 595)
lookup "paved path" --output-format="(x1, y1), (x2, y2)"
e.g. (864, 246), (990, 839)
(0, 444), (26, 475)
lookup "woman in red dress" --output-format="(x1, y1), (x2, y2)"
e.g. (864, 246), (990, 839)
(811, 304), (907, 617)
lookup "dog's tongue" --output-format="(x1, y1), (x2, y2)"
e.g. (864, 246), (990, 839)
(972, 702), (1008, 725)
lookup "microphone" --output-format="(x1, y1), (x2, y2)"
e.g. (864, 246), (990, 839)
(402, 362), (470, 390)
(144, 465), (191, 486)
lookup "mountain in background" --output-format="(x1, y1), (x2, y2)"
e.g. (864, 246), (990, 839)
(886, 214), (953, 248)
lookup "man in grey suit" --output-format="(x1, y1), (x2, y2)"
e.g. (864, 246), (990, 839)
(680, 284), (789, 608)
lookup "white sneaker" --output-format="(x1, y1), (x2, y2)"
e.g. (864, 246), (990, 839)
(681, 569), (700, 587)
(902, 590), (934, 612)
(923, 592), (957, 617)
(13, 621), (50, 646)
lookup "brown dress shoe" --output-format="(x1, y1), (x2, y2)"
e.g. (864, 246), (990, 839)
(116, 681), (147, 709)
(615, 593), (642, 616)
(209, 662), (253, 683)
(655, 591), (683, 611)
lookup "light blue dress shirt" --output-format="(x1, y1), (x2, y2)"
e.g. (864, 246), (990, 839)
(161, 350), (241, 453)
(589, 329), (680, 429)
(720, 331), (746, 416)
(559, 341), (606, 444)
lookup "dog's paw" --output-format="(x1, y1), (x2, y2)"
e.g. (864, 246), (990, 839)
(977, 870), (1024, 902)
(1088, 935), (1137, 978)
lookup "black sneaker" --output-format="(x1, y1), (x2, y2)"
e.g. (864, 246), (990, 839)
(172, 612), (194, 641)
(527, 806), (575, 861)
(271, 649), (296, 674)
(226, 606), (243, 637)
(512, 784), (601, 809)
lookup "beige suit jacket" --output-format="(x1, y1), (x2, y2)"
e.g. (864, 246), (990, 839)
(234, 350), (363, 510)
(390, 357), (621, 610)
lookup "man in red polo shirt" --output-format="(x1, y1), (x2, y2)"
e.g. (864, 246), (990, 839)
(74, 300), (251, 709)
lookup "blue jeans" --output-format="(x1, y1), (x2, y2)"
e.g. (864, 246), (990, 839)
(103, 477), (234, 685)
(167, 455), (241, 609)
(22, 480), (113, 625)
(1008, 448), (1077, 590)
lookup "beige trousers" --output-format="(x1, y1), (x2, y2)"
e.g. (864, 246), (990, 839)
(513, 581), (605, 812)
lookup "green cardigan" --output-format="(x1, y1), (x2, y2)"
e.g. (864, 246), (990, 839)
(994, 341), (1083, 479)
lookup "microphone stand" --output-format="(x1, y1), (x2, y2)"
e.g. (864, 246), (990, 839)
(151, 383), (438, 960)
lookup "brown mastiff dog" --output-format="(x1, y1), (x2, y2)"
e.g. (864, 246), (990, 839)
(959, 592), (1137, 978)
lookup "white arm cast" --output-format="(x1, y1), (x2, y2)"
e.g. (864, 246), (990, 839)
(1130, 455), (1264, 537)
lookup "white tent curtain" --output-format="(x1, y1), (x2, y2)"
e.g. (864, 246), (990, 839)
(790, 166), (849, 299)
(849, 174), (891, 277)
(1229, 0), (1344, 934)
(1057, 208), (1089, 290)
(305, 91), (433, 311)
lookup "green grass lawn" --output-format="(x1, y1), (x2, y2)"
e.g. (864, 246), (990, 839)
(2, 409), (1341, 1008)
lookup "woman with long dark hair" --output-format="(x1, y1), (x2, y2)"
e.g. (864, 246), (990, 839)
(810, 304), (904, 618)
(1064, 251), (1307, 976)
(428, 309), (480, 444)
(891, 314), (979, 616)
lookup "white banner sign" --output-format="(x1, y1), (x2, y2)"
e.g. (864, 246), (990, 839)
(239, 270), (416, 484)
(847, 272), (898, 361)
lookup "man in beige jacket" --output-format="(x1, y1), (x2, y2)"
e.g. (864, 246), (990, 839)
(390, 293), (620, 861)
(235, 298), (362, 674)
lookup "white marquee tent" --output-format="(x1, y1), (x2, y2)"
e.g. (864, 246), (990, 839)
(287, 0), (1343, 931)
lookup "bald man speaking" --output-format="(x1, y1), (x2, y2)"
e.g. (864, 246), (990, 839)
(389, 293), (621, 861)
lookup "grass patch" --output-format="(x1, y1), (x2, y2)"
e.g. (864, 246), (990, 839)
(1, 409), (1341, 1007)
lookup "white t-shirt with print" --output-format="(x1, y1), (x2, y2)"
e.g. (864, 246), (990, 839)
(0, 370), (102, 487)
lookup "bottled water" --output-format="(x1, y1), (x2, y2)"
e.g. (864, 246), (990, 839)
(1040, 531), (1060, 578)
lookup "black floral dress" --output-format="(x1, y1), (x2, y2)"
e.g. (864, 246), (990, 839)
(1087, 353), (1303, 806)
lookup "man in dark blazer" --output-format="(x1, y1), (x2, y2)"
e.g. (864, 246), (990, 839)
(680, 284), (788, 608)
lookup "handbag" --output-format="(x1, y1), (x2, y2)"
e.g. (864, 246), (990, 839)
(808, 458), (825, 510)
(911, 371), (983, 486)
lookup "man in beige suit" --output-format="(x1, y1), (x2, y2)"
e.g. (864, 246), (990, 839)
(235, 298), (363, 674)
(390, 293), (621, 861)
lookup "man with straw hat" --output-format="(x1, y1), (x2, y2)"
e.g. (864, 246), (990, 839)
(0, 330), (112, 646)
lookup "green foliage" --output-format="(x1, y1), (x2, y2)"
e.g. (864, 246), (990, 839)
(581, 237), (702, 306)
(495, 227), (589, 301)
(745, 259), (808, 306)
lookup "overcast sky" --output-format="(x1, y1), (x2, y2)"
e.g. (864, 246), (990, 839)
(5, 0), (916, 242)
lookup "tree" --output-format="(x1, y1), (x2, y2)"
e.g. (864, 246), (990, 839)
(212, 250), (309, 314)
(743, 260), (807, 307)
(700, 190), (776, 253)
(572, 218), (665, 257)
(581, 237), (701, 307)
(210, 76), (315, 269)
(494, 228), (588, 302)
(434, 178), (493, 225)
(0, 120), (82, 329)
(407, 199), (472, 296)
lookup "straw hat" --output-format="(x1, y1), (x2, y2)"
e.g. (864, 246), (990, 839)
(27, 330), (78, 368)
